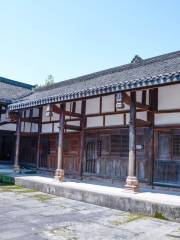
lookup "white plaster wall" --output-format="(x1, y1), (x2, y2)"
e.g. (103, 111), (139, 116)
(0, 123), (16, 131)
(66, 102), (71, 111)
(86, 116), (103, 127)
(102, 95), (114, 113)
(51, 112), (59, 121)
(24, 122), (31, 132)
(21, 122), (24, 132)
(26, 109), (30, 118)
(86, 97), (100, 114)
(76, 101), (82, 114)
(31, 123), (38, 132)
(105, 114), (124, 126)
(42, 106), (51, 122)
(32, 108), (39, 117)
(126, 113), (130, 124)
(136, 111), (147, 121)
(155, 113), (180, 125)
(136, 91), (142, 103)
(41, 123), (53, 133)
(158, 84), (180, 110)
(54, 122), (60, 133)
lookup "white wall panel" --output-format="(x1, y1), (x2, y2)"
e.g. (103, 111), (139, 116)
(42, 106), (50, 122)
(54, 122), (59, 133)
(102, 95), (114, 113)
(0, 123), (16, 131)
(136, 91), (142, 103)
(86, 116), (103, 127)
(137, 111), (147, 121)
(158, 84), (180, 110)
(31, 123), (38, 132)
(86, 97), (100, 114)
(32, 108), (39, 117)
(26, 109), (30, 118)
(76, 101), (82, 113)
(155, 113), (180, 125)
(41, 123), (53, 133)
(24, 122), (31, 132)
(105, 114), (124, 126)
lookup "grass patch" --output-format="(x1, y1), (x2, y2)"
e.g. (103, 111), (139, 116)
(154, 211), (168, 220)
(31, 194), (54, 202)
(0, 184), (23, 192)
(110, 214), (143, 225)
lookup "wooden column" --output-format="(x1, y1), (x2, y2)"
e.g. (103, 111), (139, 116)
(125, 92), (139, 191)
(79, 100), (86, 179)
(36, 107), (42, 169)
(14, 113), (21, 173)
(55, 105), (65, 181)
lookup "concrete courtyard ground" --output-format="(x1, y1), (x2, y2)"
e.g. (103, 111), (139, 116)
(0, 184), (180, 240)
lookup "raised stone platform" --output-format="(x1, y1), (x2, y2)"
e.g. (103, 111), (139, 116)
(0, 164), (180, 222)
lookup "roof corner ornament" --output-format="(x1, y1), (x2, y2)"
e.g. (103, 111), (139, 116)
(131, 55), (143, 64)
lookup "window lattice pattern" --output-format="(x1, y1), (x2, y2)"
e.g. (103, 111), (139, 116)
(172, 135), (180, 158)
(111, 135), (129, 157)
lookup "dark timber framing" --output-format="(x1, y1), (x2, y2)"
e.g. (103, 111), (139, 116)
(14, 113), (21, 172)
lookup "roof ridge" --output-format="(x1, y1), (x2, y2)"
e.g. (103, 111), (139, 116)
(35, 50), (180, 92)
(0, 77), (34, 90)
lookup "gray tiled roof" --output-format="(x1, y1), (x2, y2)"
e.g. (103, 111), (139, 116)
(9, 50), (180, 110)
(0, 77), (34, 104)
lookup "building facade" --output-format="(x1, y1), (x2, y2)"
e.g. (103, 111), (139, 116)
(0, 77), (33, 164)
(7, 51), (180, 189)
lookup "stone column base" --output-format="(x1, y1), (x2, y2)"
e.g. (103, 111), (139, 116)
(54, 169), (64, 182)
(14, 165), (21, 173)
(125, 176), (139, 192)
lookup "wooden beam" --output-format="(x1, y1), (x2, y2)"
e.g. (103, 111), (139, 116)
(136, 118), (151, 127)
(52, 104), (82, 118)
(65, 124), (81, 131)
(123, 92), (150, 111)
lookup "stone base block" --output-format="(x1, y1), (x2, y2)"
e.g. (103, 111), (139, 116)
(14, 165), (21, 173)
(125, 176), (139, 192)
(54, 169), (64, 182)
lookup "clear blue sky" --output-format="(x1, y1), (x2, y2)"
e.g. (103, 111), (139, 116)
(0, 0), (179, 85)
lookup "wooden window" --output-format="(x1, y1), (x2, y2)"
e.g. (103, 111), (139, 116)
(157, 132), (171, 160)
(111, 135), (129, 157)
(86, 141), (96, 173)
(172, 135), (180, 159)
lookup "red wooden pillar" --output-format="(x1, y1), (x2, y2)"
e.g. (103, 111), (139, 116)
(14, 112), (21, 173)
(55, 105), (65, 181)
(125, 92), (139, 191)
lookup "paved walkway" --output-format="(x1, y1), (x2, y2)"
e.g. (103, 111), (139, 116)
(0, 164), (180, 221)
(0, 183), (180, 240)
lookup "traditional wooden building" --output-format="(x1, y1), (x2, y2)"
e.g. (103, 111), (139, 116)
(0, 77), (33, 164)
(8, 50), (180, 189)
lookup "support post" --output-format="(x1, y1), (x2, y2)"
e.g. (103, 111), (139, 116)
(125, 92), (139, 191)
(36, 107), (42, 169)
(79, 100), (86, 179)
(14, 113), (21, 173)
(55, 105), (65, 181)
